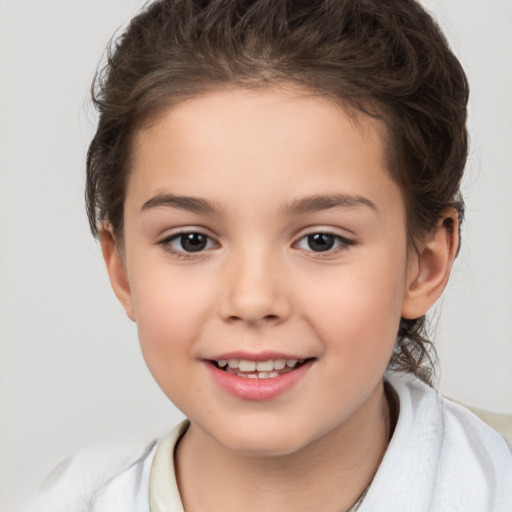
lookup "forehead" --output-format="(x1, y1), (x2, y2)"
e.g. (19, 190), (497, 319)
(127, 87), (401, 218)
(133, 85), (384, 148)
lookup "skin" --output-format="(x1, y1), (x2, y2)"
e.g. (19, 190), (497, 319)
(101, 87), (458, 511)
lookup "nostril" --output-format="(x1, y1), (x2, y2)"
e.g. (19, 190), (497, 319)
(225, 313), (281, 324)
(219, 290), (290, 325)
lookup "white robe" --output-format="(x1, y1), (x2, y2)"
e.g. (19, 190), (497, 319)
(26, 373), (512, 512)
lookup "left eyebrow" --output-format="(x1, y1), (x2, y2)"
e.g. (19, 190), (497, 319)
(281, 194), (377, 216)
(141, 193), (223, 214)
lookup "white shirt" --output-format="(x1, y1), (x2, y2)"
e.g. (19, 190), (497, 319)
(27, 373), (512, 512)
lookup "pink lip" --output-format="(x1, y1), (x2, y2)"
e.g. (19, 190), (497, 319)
(204, 358), (314, 401)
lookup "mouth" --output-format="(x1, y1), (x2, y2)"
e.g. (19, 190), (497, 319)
(205, 355), (316, 400)
(209, 357), (315, 379)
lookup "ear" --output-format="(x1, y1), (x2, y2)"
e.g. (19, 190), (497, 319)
(401, 210), (459, 320)
(99, 226), (136, 322)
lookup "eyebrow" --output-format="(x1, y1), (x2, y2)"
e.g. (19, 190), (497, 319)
(141, 194), (222, 214)
(141, 192), (377, 216)
(281, 194), (377, 216)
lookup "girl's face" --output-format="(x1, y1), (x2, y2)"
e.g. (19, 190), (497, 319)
(113, 87), (416, 455)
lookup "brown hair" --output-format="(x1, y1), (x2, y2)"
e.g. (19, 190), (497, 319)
(86, 0), (469, 384)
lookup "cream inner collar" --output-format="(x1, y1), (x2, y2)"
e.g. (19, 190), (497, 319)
(149, 420), (190, 512)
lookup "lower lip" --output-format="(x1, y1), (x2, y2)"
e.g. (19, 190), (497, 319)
(205, 360), (314, 401)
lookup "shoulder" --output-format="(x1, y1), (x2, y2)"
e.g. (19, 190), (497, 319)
(360, 373), (512, 512)
(25, 437), (158, 512)
(390, 372), (511, 459)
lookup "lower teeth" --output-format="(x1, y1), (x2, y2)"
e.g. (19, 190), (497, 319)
(224, 367), (296, 379)
(236, 371), (278, 379)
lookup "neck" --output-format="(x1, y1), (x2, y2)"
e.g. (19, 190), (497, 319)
(175, 381), (391, 512)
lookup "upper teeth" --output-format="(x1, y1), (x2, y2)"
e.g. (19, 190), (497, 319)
(218, 359), (300, 371)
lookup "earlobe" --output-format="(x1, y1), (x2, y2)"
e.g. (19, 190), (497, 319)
(401, 210), (459, 320)
(99, 226), (136, 322)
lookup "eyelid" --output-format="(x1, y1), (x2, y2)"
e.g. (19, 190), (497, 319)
(292, 229), (355, 256)
(157, 228), (219, 259)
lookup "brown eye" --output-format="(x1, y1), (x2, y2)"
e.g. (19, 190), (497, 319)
(160, 231), (216, 254)
(295, 232), (353, 253)
(306, 233), (336, 252)
(179, 233), (208, 252)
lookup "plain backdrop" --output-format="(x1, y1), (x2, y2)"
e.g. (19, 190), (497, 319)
(1, 0), (511, 510)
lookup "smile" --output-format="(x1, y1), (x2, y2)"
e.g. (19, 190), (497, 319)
(206, 356), (315, 401)
(212, 358), (310, 379)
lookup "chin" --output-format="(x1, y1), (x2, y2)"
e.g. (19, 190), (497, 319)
(212, 420), (319, 458)
(228, 438), (305, 458)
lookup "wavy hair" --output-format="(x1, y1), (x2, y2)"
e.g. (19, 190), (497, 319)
(86, 0), (469, 384)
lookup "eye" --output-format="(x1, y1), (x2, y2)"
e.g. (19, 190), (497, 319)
(159, 231), (216, 255)
(295, 232), (353, 253)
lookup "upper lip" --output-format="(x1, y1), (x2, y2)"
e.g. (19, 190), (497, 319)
(205, 351), (313, 362)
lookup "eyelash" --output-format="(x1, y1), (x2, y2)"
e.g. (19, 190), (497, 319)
(158, 230), (217, 260)
(157, 230), (355, 260)
(293, 232), (354, 257)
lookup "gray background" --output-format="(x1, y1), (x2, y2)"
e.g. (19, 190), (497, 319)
(1, 0), (511, 509)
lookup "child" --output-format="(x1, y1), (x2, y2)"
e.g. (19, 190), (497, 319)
(29, 0), (512, 510)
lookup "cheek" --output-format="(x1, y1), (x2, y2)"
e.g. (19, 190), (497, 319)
(299, 253), (406, 361)
(128, 269), (214, 382)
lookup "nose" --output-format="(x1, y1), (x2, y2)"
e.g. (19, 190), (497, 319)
(218, 247), (291, 326)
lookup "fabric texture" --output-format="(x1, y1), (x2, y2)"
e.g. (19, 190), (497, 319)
(26, 439), (157, 512)
(26, 373), (512, 512)
(358, 373), (512, 511)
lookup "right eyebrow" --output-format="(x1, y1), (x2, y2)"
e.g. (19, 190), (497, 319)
(141, 194), (223, 214)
